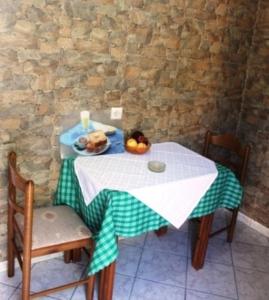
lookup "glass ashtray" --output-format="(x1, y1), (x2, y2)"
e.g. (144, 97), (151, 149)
(148, 161), (166, 173)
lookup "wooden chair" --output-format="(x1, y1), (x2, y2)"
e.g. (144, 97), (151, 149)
(7, 151), (95, 300)
(203, 130), (251, 242)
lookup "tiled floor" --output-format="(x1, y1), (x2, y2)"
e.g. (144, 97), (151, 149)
(1, 210), (269, 300)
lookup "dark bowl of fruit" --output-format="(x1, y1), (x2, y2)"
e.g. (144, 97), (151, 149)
(125, 130), (151, 154)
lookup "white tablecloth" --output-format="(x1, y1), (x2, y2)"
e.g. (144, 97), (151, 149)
(74, 142), (218, 228)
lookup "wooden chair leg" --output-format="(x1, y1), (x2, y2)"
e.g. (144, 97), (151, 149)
(99, 261), (116, 300)
(7, 240), (15, 277)
(192, 214), (214, 270)
(227, 208), (239, 243)
(64, 250), (72, 263)
(72, 248), (82, 262)
(86, 275), (95, 300)
(7, 205), (15, 277)
(22, 256), (31, 300)
(64, 249), (82, 263)
(155, 226), (168, 237)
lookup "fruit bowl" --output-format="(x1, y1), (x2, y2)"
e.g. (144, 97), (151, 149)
(125, 142), (151, 154)
(125, 130), (151, 154)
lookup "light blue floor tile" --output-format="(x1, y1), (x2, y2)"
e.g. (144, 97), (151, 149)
(235, 267), (269, 300)
(112, 274), (134, 300)
(187, 261), (237, 299)
(145, 229), (188, 257)
(117, 244), (142, 277)
(205, 238), (232, 265)
(137, 248), (187, 287)
(232, 242), (269, 272)
(130, 278), (185, 300)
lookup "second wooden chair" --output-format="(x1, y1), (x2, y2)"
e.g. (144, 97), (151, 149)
(203, 130), (251, 242)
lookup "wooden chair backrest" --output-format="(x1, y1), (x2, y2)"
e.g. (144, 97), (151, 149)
(203, 131), (251, 185)
(8, 151), (34, 254)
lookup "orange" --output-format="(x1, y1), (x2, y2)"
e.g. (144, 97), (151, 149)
(136, 142), (147, 153)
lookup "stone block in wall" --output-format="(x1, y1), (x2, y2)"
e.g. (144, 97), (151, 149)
(0, 140), (16, 262)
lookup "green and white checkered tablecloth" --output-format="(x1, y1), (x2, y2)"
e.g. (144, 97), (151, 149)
(54, 158), (243, 275)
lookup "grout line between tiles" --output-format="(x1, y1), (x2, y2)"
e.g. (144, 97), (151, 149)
(8, 286), (18, 300)
(0, 282), (17, 300)
(188, 256), (237, 270)
(0, 280), (21, 290)
(230, 242), (239, 300)
(142, 233), (148, 248)
(135, 276), (185, 289)
(114, 271), (136, 279)
(232, 239), (269, 249)
(186, 287), (238, 300)
(233, 264), (269, 275)
(184, 234), (190, 300)
(127, 238), (145, 300)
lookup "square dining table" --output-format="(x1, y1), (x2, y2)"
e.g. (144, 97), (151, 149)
(54, 142), (243, 300)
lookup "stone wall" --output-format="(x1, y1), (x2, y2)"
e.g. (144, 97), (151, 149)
(0, 0), (259, 261)
(237, 0), (269, 227)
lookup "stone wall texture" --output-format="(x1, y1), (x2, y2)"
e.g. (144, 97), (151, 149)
(237, 0), (269, 227)
(0, 0), (265, 261)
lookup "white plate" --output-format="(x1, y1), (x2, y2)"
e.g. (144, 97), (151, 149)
(72, 136), (111, 156)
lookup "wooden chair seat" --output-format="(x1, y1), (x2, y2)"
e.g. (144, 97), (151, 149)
(15, 206), (91, 250)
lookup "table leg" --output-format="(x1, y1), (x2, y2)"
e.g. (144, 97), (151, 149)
(98, 261), (116, 300)
(192, 214), (214, 270)
(227, 208), (239, 242)
(155, 226), (168, 237)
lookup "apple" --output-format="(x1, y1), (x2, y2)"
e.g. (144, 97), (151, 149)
(126, 138), (138, 149)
